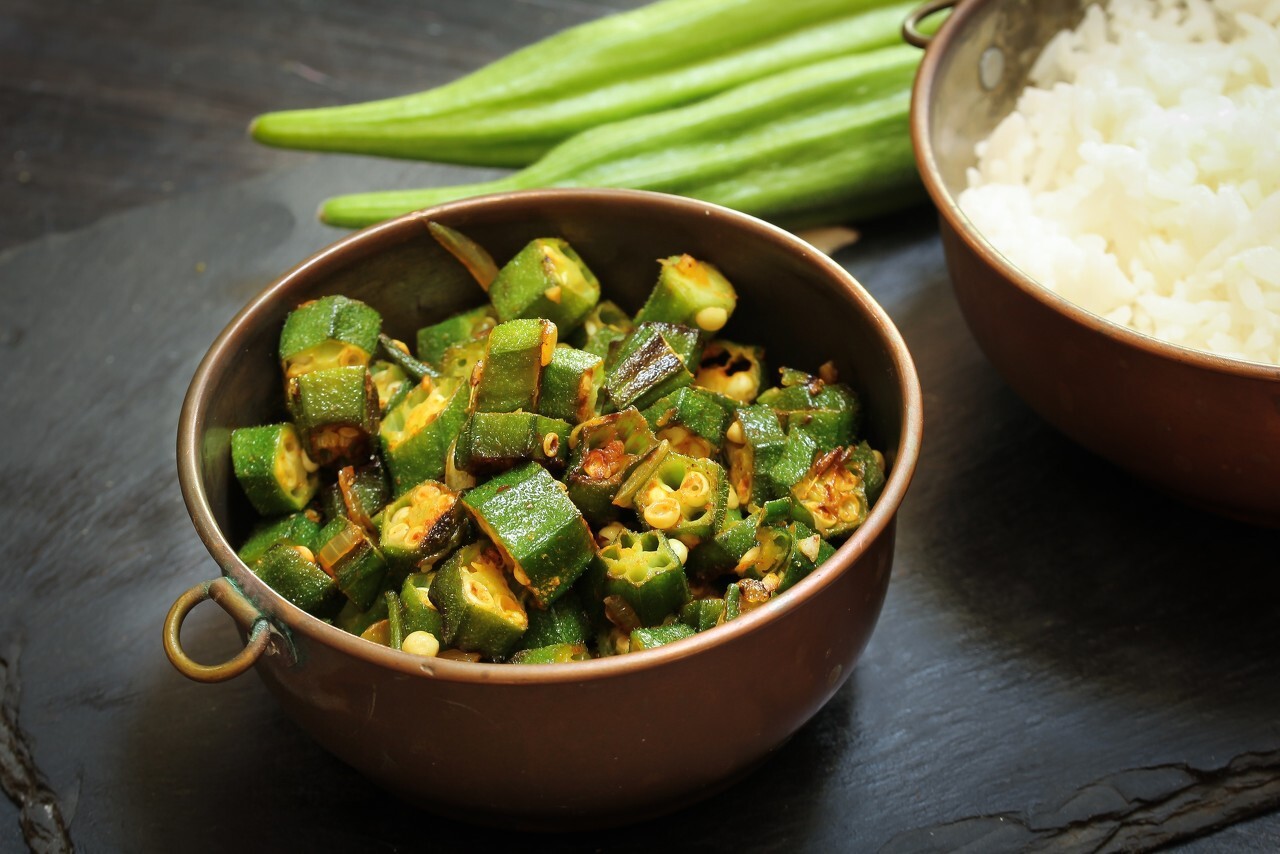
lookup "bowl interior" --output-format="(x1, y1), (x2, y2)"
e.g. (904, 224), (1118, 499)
(189, 190), (917, 591)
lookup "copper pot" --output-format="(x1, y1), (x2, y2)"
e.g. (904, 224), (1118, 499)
(907, 0), (1280, 526)
(163, 189), (923, 829)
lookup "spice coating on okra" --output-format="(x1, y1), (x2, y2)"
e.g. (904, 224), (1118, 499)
(231, 227), (886, 662)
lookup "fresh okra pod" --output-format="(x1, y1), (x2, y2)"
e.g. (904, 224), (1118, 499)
(230, 422), (319, 516)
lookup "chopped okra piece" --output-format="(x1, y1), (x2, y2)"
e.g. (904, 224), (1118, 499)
(369, 360), (412, 414)
(472, 318), (557, 413)
(385, 590), (406, 649)
(254, 542), (341, 615)
(428, 541), (528, 660)
(685, 508), (765, 580)
(789, 443), (886, 539)
(720, 578), (771, 623)
(238, 509), (324, 567)
(570, 300), (634, 360)
(538, 346), (604, 423)
(380, 479), (466, 571)
(452, 411), (570, 476)
(509, 643), (591, 664)
(462, 462), (597, 608)
(438, 336), (488, 384)
(642, 387), (732, 459)
(376, 333), (435, 383)
(287, 365), (380, 467)
(759, 368), (862, 448)
(334, 590), (390, 637)
(724, 404), (788, 509)
(770, 427), (820, 495)
(694, 340), (766, 403)
(775, 521), (836, 594)
(278, 295), (381, 380)
(230, 422), (319, 516)
(588, 530), (691, 627)
(489, 238), (601, 334)
(680, 598), (727, 633)
(316, 516), (389, 610)
(336, 458), (391, 533)
(602, 325), (697, 412)
(627, 452), (728, 545)
(608, 322), (704, 371)
(380, 375), (470, 495)
(400, 573), (444, 640)
(519, 588), (592, 651)
(629, 622), (696, 651)
(565, 408), (657, 526)
(635, 254), (737, 333)
(415, 305), (496, 368)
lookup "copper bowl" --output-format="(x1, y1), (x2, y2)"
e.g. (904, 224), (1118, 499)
(907, 0), (1280, 526)
(162, 189), (923, 829)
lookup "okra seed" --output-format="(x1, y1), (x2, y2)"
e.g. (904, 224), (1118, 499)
(726, 420), (745, 444)
(726, 372), (755, 398)
(401, 631), (440, 658)
(669, 539), (689, 564)
(597, 522), (627, 544)
(694, 306), (728, 332)
(293, 545), (316, 563)
(542, 432), (560, 457)
(544, 285), (563, 304)
(643, 499), (682, 530)
(726, 484), (740, 510)
(678, 470), (711, 503)
(735, 545), (761, 574)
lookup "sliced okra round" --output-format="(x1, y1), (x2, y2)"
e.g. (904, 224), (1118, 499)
(570, 300), (634, 359)
(315, 516), (389, 611)
(724, 404), (788, 509)
(428, 541), (529, 661)
(538, 345), (604, 424)
(629, 622), (696, 652)
(400, 572), (444, 640)
(414, 305), (496, 369)
(642, 386), (733, 459)
(379, 479), (465, 571)
(286, 365), (380, 467)
(631, 452), (728, 545)
(566, 409), (657, 524)
(452, 411), (570, 476)
(278, 295), (381, 380)
(789, 443), (885, 539)
(230, 422), (319, 516)
(590, 529), (691, 627)
(509, 643), (591, 664)
(472, 318), (557, 413)
(380, 375), (470, 494)
(694, 339), (766, 403)
(237, 509), (324, 568)
(254, 541), (342, 616)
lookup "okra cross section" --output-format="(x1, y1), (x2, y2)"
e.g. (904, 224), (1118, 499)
(789, 442), (886, 539)
(287, 365), (380, 467)
(694, 339), (766, 403)
(634, 254), (737, 333)
(230, 422), (319, 516)
(590, 529), (691, 627)
(316, 516), (389, 610)
(565, 408), (656, 525)
(623, 451), (728, 545)
(278, 295), (382, 379)
(379, 376), (470, 494)
(472, 318), (557, 413)
(642, 386), (733, 460)
(379, 479), (466, 571)
(725, 404), (789, 509)
(429, 541), (528, 661)
(461, 462), (597, 608)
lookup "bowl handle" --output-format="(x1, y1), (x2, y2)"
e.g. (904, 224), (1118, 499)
(902, 0), (957, 48)
(163, 577), (278, 683)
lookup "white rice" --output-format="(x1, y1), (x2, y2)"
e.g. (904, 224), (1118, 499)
(957, 0), (1280, 366)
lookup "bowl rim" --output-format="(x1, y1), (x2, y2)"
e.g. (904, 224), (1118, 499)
(177, 187), (924, 686)
(909, 0), (1280, 382)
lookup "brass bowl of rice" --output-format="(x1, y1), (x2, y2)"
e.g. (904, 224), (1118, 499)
(908, 0), (1280, 526)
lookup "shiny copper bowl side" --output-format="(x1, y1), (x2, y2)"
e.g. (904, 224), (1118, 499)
(910, 0), (1280, 526)
(171, 189), (923, 829)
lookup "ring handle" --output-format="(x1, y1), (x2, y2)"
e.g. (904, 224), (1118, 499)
(903, 0), (958, 48)
(164, 577), (273, 683)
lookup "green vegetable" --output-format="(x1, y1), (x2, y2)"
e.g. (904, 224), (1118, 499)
(680, 598), (726, 633)
(237, 510), (323, 567)
(510, 643), (591, 664)
(564, 408), (657, 525)
(320, 45), (924, 229)
(452, 411), (571, 476)
(635, 254), (737, 333)
(602, 324), (701, 413)
(400, 573), (444, 640)
(315, 516), (389, 610)
(539, 346), (604, 424)
(379, 376), (470, 494)
(428, 541), (528, 661)
(759, 367), (862, 449)
(694, 340), (766, 403)
(376, 333), (435, 383)
(253, 542), (341, 615)
(589, 530), (691, 627)
(461, 462), (597, 608)
(724, 404), (788, 508)
(625, 452), (728, 545)
(250, 0), (909, 166)
(629, 623), (696, 651)
(230, 423), (319, 516)
(379, 480), (466, 571)
(335, 458), (391, 533)
(415, 305), (496, 368)
(286, 365), (380, 467)
(489, 239), (600, 334)
(518, 589), (591, 651)
(789, 443), (885, 538)
(472, 318), (557, 413)
(569, 300), (633, 360)
(278, 295), (381, 379)
(642, 386), (732, 460)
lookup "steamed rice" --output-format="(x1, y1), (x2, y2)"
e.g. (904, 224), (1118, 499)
(958, 0), (1280, 366)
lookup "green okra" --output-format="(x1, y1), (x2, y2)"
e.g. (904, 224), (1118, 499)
(472, 318), (557, 413)
(380, 375), (470, 494)
(721, 578), (772, 623)
(254, 542), (342, 616)
(588, 530), (691, 627)
(452, 411), (570, 476)
(462, 462), (597, 608)
(253, 0), (906, 165)
(538, 346), (603, 424)
(569, 300), (633, 360)
(334, 590), (391, 637)
(694, 339), (767, 403)
(629, 622), (696, 651)
(625, 451), (728, 545)
(237, 510), (324, 567)
(315, 516), (389, 610)
(400, 572), (444, 640)
(519, 589), (591, 651)
(385, 590), (406, 650)
(278, 295), (381, 379)
(770, 426), (820, 494)
(635, 254), (737, 333)
(564, 408), (657, 526)
(759, 367), (862, 447)
(642, 386), (732, 460)
(369, 360), (412, 414)
(335, 457), (391, 533)
(724, 404), (788, 508)
(379, 479), (466, 571)
(510, 643), (591, 664)
(376, 333), (435, 383)
(609, 322), (704, 371)
(287, 365), (380, 467)
(319, 44), (925, 229)
(428, 541), (529, 660)
(789, 443), (885, 539)
(415, 305), (496, 369)
(679, 598), (726, 633)
(685, 508), (765, 580)
(489, 239), (600, 334)
(602, 327), (696, 413)
(230, 423), (319, 516)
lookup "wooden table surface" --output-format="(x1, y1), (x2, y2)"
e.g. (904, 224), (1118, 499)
(4, 2), (1280, 851)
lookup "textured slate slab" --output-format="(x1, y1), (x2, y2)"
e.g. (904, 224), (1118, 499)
(2, 154), (1279, 852)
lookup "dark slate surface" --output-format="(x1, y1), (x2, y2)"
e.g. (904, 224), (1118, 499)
(4, 1), (1280, 851)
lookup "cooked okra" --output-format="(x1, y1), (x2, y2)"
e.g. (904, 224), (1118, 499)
(232, 230), (886, 662)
